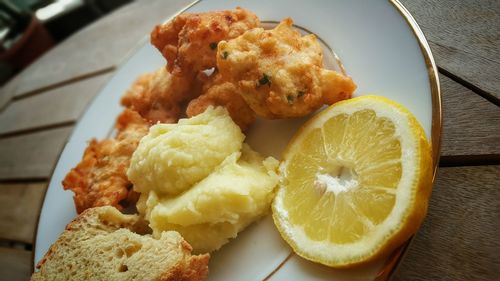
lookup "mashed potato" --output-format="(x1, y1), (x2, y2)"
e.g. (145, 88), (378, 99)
(138, 145), (279, 252)
(128, 107), (244, 196)
(128, 107), (279, 253)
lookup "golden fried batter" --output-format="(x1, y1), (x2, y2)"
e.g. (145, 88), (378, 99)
(217, 18), (356, 119)
(151, 7), (260, 75)
(121, 67), (200, 124)
(186, 72), (255, 131)
(62, 109), (149, 213)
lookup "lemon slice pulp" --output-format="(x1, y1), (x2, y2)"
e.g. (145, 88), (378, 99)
(272, 95), (433, 267)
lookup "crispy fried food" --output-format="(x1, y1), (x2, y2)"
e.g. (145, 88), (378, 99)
(121, 67), (200, 124)
(187, 72), (255, 131)
(62, 109), (149, 214)
(151, 7), (260, 75)
(217, 18), (356, 119)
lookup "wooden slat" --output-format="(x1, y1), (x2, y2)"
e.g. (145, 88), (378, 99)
(0, 127), (72, 179)
(0, 183), (47, 243)
(400, 0), (500, 100)
(393, 165), (500, 280)
(6, 167), (497, 280)
(440, 75), (500, 160)
(1, 61), (495, 179)
(0, 0), (193, 109)
(431, 42), (500, 103)
(0, 73), (112, 136)
(0, 247), (32, 280)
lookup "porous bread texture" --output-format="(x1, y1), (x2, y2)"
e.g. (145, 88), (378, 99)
(31, 206), (209, 281)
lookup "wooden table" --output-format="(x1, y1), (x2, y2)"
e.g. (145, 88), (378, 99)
(0, 0), (498, 280)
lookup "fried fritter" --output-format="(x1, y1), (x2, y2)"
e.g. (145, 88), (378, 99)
(121, 67), (200, 124)
(217, 18), (356, 119)
(62, 109), (149, 213)
(151, 7), (260, 75)
(186, 72), (255, 131)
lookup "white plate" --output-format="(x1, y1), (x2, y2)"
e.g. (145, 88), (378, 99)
(34, 0), (441, 280)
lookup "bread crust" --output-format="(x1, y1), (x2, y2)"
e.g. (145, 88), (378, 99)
(32, 207), (209, 281)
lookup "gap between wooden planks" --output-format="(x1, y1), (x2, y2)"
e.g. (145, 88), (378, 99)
(0, 0), (193, 110)
(0, 71), (498, 182)
(1, 166), (497, 279)
(400, 0), (500, 101)
(0, 1), (497, 279)
(438, 75), (500, 164)
(0, 72), (113, 137)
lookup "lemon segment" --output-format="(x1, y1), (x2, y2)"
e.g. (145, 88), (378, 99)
(272, 95), (432, 267)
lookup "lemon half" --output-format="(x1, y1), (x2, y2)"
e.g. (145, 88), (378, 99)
(272, 95), (433, 268)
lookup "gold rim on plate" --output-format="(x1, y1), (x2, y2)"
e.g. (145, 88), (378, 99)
(33, 1), (442, 280)
(374, 1), (442, 280)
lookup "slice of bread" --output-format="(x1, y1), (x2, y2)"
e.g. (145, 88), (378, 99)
(31, 206), (209, 281)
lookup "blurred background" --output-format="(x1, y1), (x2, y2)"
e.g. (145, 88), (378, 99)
(0, 0), (133, 85)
